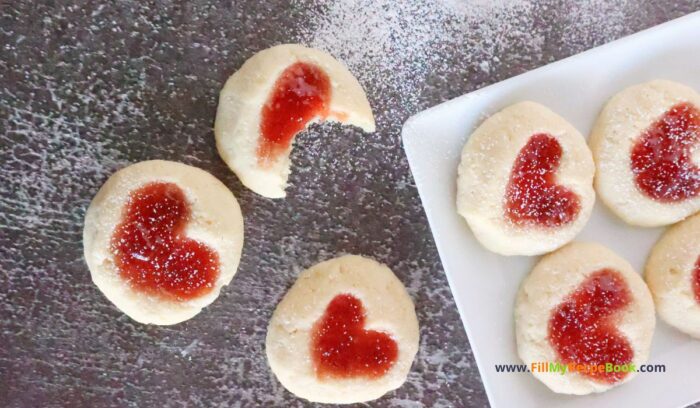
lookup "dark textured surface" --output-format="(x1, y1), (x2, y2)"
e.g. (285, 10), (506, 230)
(1, 1), (699, 407)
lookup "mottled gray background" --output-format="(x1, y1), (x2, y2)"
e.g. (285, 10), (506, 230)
(2, 1), (699, 407)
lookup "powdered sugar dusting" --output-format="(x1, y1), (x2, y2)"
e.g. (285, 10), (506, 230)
(299, 0), (535, 108)
(2, 73), (138, 235)
(298, 0), (645, 112)
(561, 0), (632, 52)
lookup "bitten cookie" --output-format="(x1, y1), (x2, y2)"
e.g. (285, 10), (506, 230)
(645, 212), (700, 339)
(456, 101), (595, 256)
(266, 255), (419, 404)
(589, 80), (700, 226)
(83, 160), (244, 325)
(515, 242), (655, 395)
(215, 44), (375, 198)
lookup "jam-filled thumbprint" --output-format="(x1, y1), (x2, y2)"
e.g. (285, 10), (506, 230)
(311, 294), (398, 379)
(631, 102), (700, 202)
(111, 182), (219, 301)
(548, 269), (633, 384)
(258, 62), (331, 165)
(505, 133), (581, 228)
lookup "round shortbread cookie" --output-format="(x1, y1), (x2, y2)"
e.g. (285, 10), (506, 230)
(83, 160), (244, 325)
(215, 44), (375, 198)
(456, 101), (595, 256)
(645, 212), (700, 339)
(589, 80), (700, 226)
(515, 242), (656, 395)
(265, 255), (419, 404)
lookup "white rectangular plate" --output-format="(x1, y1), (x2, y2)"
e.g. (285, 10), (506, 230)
(402, 12), (700, 408)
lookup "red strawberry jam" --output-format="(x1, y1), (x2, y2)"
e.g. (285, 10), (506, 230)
(311, 294), (398, 379)
(548, 269), (633, 384)
(111, 182), (219, 300)
(505, 133), (581, 227)
(694, 256), (700, 304)
(258, 62), (331, 165)
(631, 102), (700, 202)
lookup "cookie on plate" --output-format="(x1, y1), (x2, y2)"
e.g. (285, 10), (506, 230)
(590, 79), (700, 226)
(266, 255), (419, 404)
(457, 101), (595, 256)
(645, 212), (700, 339)
(215, 44), (375, 198)
(515, 242), (655, 394)
(83, 160), (244, 325)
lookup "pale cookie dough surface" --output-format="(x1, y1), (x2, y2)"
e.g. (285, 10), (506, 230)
(215, 44), (375, 199)
(589, 79), (700, 227)
(265, 255), (419, 404)
(83, 160), (244, 325)
(515, 242), (656, 395)
(645, 212), (700, 339)
(456, 101), (595, 256)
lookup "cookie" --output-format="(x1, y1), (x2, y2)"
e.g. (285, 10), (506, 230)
(515, 242), (655, 394)
(457, 101), (595, 256)
(645, 212), (700, 338)
(266, 255), (419, 404)
(83, 160), (244, 325)
(215, 44), (375, 198)
(590, 80), (700, 226)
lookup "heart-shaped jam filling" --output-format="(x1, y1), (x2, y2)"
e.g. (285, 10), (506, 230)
(258, 62), (331, 165)
(631, 102), (700, 202)
(111, 182), (219, 300)
(548, 269), (633, 384)
(694, 256), (700, 304)
(505, 133), (581, 227)
(311, 294), (398, 379)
